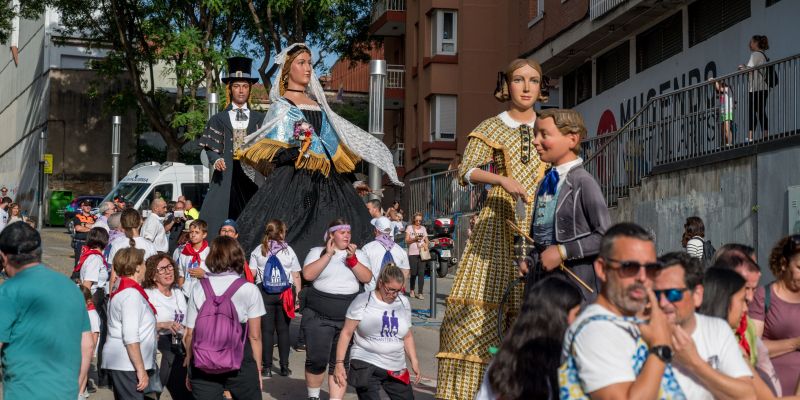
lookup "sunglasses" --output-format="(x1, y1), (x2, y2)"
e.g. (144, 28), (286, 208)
(604, 258), (663, 278)
(654, 288), (690, 303)
(520, 125), (531, 164)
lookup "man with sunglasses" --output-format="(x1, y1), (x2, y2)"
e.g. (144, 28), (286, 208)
(653, 252), (754, 400)
(563, 223), (684, 399)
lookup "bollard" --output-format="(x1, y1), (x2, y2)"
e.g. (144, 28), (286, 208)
(430, 258), (437, 319)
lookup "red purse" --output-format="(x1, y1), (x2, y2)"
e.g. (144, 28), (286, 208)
(387, 368), (410, 385)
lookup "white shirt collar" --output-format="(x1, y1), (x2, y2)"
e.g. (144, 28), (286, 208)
(555, 157), (583, 177)
(230, 103), (249, 112)
(498, 111), (536, 128)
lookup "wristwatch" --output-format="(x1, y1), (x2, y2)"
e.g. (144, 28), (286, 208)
(650, 345), (673, 363)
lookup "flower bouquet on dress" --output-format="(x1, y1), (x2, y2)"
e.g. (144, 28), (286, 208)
(293, 119), (314, 159)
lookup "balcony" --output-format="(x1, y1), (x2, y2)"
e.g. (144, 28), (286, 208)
(590, 0), (627, 21)
(370, 0), (406, 36)
(385, 64), (404, 109)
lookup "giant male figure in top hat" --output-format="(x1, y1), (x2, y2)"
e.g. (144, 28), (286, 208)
(198, 57), (266, 238)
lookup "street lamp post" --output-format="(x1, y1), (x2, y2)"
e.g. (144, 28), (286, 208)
(37, 128), (46, 231)
(367, 60), (387, 200)
(208, 92), (218, 121)
(111, 116), (121, 188)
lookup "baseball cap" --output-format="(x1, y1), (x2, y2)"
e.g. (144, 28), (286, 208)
(221, 219), (238, 233)
(0, 222), (41, 255)
(371, 217), (393, 234)
(80, 199), (93, 206)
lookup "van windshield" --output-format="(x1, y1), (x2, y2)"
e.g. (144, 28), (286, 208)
(102, 183), (149, 207)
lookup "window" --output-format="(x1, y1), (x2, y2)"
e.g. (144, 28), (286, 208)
(597, 42), (630, 94)
(430, 95), (457, 141)
(636, 12), (682, 73)
(181, 183), (210, 209)
(689, 0), (750, 47)
(562, 62), (592, 108)
(528, 0), (544, 25)
(140, 183), (173, 211)
(766, 0), (783, 5)
(432, 10), (457, 56)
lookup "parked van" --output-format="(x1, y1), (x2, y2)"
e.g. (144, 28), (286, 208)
(101, 162), (209, 212)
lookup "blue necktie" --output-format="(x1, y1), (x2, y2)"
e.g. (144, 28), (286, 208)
(538, 168), (559, 196)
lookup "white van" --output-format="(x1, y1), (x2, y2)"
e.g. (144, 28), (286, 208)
(101, 162), (209, 212)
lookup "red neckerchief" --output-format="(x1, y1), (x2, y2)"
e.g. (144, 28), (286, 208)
(181, 241), (208, 266)
(111, 276), (157, 315)
(87, 303), (96, 311)
(243, 260), (255, 283)
(74, 248), (108, 273)
(280, 287), (295, 319)
(736, 313), (751, 358)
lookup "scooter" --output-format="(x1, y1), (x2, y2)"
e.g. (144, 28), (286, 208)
(427, 217), (456, 278)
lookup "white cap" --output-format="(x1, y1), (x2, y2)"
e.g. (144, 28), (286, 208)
(371, 216), (393, 234)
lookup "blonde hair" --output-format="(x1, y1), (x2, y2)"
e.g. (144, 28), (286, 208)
(537, 109), (587, 154)
(378, 263), (405, 286)
(279, 45), (312, 96)
(495, 59), (548, 103)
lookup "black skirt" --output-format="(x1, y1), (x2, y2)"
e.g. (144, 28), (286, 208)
(236, 160), (372, 261)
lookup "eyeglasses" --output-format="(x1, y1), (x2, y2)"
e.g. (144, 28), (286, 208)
(604, 258), (663, 278)
(381, 284), (403, 295)
(157, 264), (174, 274)
(520, 125), (531, 164)
(654, 288), (690, 303)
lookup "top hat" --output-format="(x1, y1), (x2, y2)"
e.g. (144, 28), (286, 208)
(222, 56), (259, 84)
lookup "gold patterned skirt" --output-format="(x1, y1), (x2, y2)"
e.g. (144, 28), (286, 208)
(436, 187), (526, 399)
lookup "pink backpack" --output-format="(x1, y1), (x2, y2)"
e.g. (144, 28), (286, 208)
(192, 277), (248, 374)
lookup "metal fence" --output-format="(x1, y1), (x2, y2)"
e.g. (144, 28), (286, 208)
(371, 0), (406, 23)
(582, 53), (800, 207)
(590, 0), (627, 21)
(407, 164), (495, 222)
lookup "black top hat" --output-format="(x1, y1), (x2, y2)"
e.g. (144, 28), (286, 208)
(222, 56), (259, 84)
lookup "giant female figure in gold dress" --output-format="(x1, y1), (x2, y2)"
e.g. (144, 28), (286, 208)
(436, 59), (547, 399)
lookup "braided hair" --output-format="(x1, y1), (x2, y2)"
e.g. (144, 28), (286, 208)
(119, 208), (142, 248)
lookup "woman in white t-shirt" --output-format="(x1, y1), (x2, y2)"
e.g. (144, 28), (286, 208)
(249, 219), (301, 377)
(302, 218), (374, 400)
(107, 209), (158, 292)
(183, 236), (266, 400)
(738, 34), (771, 141)
(334, 264), (419, 399)
(102, 246), (157, 400)
(78, 227), (110, 295)
(143, 253), (191, 400)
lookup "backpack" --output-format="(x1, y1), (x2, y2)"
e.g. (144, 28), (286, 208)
(262, 253), (291, 294)
(758, 51), (779, 88)
(192, 277), (248, 374)
(702, 239), (716, 267)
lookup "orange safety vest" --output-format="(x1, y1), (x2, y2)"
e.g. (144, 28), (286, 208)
(75, 213), (96, 225)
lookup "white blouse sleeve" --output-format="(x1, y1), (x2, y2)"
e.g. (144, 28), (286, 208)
(120, 293), (144, 345)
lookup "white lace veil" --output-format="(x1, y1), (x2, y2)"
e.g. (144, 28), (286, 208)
(246, 43), (402, 186)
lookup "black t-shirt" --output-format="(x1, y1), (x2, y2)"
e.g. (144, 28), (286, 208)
(72, 214), (95, 241)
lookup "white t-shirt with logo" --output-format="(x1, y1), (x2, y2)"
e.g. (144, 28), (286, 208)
(145, 287), (188, 335)
(185, 274), (266, 327)
(249, 244), (301, 286)
(80, 253), (110, 295)
(173, 244), (210, 298)
(361, 240), (410, 292)
(672, 313), (752, 400)
(346, 291), (412, 371)
(304, 247), (368, 295)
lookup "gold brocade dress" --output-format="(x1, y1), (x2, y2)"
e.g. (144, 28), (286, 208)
(436, 112), (545, 399)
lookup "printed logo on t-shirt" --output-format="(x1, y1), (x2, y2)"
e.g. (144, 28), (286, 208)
(380, 310), (400, 338)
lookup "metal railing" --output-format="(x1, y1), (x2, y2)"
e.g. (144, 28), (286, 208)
(387, 64), (405, 89)
(590, 0), (627, 21)
(371, 0), (406, 24)
(407, 163), (495, 222)
(582, 53), (800, 207)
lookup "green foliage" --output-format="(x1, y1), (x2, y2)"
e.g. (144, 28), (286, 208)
(329, 101), (368, 131)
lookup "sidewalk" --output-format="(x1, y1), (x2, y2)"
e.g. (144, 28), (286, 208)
(38, 227), (450, 400)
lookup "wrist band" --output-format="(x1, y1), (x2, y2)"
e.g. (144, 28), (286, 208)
(345, 255), (358, 268)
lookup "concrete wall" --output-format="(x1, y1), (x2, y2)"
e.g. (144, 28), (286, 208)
(610, 144), (800, 281)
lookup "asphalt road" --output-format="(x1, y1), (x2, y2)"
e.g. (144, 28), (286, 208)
(38, 227), (449, 400)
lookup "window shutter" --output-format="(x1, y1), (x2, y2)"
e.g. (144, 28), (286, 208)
(440, 96), (457, 140)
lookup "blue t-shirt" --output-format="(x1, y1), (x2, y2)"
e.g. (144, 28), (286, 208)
(0, 264), (90, 399)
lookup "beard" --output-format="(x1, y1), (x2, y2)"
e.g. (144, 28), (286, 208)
(606, 275), (647, 315)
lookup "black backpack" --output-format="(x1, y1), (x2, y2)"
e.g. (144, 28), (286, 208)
(698, 238), (716, 269)
(758, 51), (779, 88)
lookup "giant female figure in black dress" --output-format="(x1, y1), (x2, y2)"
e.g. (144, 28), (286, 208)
(236, 44), (402, 259)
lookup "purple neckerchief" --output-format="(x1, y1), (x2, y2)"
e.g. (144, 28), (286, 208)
(375, 233), (394, 251)
(268, 240), (287, 255)
(109, 229), (125, 244)
(324, 224), (351, 241)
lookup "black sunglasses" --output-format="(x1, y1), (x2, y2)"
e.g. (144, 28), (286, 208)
(604, 258), (663, 278)
(654, 288), (690, 303)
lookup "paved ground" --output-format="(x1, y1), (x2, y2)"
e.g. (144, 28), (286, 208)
(38, 227), (451, 400)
